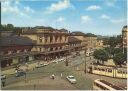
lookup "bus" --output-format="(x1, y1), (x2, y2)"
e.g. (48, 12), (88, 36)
(93, 79), (125, 90)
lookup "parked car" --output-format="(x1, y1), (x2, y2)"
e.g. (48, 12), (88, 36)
(36, 64), (43, 68)
(43, 63), (48, 66)
(15, 70), (26, 77)
(35, 63), (49, 68)
(1, 74), (6, 80)
(66, 75), (76, 84)
(59, 58), (64, 62)
(52, 60), (57, 63)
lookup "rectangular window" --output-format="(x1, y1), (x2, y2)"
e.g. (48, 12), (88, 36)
(39, 39), (42, 42)
(40, 48), (41, 52)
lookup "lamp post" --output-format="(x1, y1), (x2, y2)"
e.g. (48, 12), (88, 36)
(65, 45), (69, 66)
(84, 48), (87, 74)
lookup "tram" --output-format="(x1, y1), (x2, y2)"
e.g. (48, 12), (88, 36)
(88, 65), (128, 79)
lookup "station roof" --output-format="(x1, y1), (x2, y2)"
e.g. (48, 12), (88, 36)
(0, 35), (35, 46)
(68, 36), (82, 43)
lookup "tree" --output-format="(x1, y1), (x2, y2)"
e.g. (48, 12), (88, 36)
(13, 27), (22, 35)
(103, 37), (109, 45)
(72, 31), (86, 36)
(116, 35), (122, 46)
(0, 24), (14, 31)
(93, 49), (109, 64)
(113, 52), (126, 66)
(0, 24), (4, 31)
(103, 35), (122, 48)
(104, 47), (122, 58)
(7, 24), (14, 29)
(108, 37), (118, 48)
(85, 33), (97, 37)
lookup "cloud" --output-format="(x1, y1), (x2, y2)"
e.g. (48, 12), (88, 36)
(110, 19), (125, 24)
(24, 6), (34, 13)
(86, 5), (101, 11)
(105, 0), (117, 7)
(1, 1), (28, 17)
(1, 0), (35, 18)
(15, 0), (20, 5)
(45, 0), (73, 14)
(101, 14), (125, 24)
(56, 17), (65, 22)
(2, 1), (15, 13)
(81, 15), (92, 23)
(101, 14), (110, 19)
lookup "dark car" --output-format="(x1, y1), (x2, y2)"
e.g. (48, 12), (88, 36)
(1, 74), (6, 80)
(15, 70), (26, 77)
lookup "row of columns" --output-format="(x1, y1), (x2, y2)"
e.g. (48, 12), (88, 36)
(38, 35), (68, 44)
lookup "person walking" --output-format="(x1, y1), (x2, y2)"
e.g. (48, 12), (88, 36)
(61, 73), (63, 78)
(1, 77), (6, 87)
(51, 74), (55, 79)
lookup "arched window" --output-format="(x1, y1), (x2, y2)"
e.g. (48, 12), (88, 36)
(39, 37), (42, 43)
(50, 36), (53, 43)
(50, 48), (53, 51)
(55, 36), (58, 42)
(45, 37), (48, 43)
(60, 36), (62, 42)
(55, 47), (58, 50)
(60, 47), (62, 49)
(39, 48), (41, 52)
(65, 36), (67, 41)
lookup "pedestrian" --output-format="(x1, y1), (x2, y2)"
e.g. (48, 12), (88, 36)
(52, 74), (55, 79)
(34, 84), (36, 90)
(1, 78), (6, 87)
(2, 81), (5, 87)
(61, 73), (63, 77)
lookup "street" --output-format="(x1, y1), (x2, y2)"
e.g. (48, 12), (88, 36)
(1, 51), (127, 90)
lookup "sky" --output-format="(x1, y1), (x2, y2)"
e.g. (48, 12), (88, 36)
(1, 0), (127, 36)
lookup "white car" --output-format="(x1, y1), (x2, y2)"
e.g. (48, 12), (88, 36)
(35, 63), (44, 68)
(66, 75), (76, 84)
(43, 63), (48, 66)
(36, 62), (49, 68)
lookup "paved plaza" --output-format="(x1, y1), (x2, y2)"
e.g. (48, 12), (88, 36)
(2, 76), (77, 90)
(1, 52), (127, 90)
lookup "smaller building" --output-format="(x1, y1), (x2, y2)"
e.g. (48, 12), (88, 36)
(0, 31), (14, 37)
(0, 35), (35, 68)
(68, 36), (83, 52)
(84, 36), (97, 55)
(96, 39), (104, 49)
(70, 32), (87, 50)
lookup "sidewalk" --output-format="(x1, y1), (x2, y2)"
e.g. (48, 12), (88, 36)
(1, 57), (68, 76)
(1, 62), (38, 75)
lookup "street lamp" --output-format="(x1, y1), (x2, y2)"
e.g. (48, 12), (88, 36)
(84, 48), (87, 74)
(65, 45), (68, 66)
